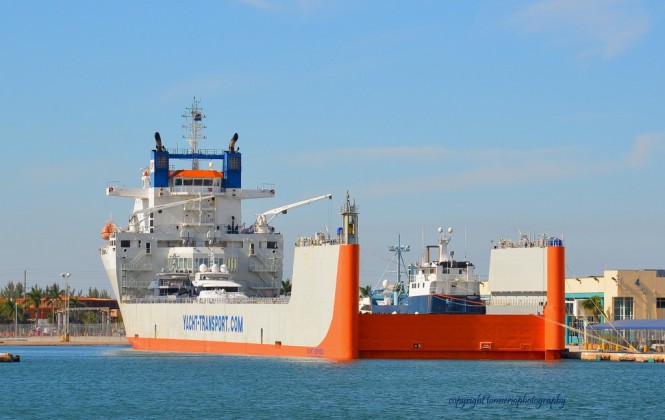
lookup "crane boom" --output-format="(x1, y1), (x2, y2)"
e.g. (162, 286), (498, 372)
(261, 194), (332, 219)
(254, 193), (332, 233)
(132, 195), (215, 216)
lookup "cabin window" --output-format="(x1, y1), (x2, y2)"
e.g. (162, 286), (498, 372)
(183, 179), (193, 186)
(267, 242), (278, 249)
(146, 242), (151, 254)
(657, 298), (665, 309)
(174, 179), (183, 186)
(120, 240), (130, 248)
(193, 179), (203, 186)
(194, 257), (223, 268)
(213, 179), (220, 186)
(203, 179), (213, 186)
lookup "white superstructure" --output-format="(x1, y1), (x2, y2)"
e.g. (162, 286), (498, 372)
(99, 100), (360, 359)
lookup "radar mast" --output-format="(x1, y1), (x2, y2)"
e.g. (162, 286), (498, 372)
(182, 97), (207, 169)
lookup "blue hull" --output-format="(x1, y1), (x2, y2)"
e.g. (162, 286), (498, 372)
(371, 295), (485, 315)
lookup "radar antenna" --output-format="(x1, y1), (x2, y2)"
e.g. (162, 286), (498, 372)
(182, 97), (207, 169)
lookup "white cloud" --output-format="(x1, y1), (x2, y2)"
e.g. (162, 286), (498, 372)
(516, 0), (650, 60)
(280, 144), (611, 199)
(626, 132), (665, 168)
(278, 138), (664, 200)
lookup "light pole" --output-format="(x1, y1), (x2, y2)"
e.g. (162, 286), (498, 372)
(60, 272), (71, 342)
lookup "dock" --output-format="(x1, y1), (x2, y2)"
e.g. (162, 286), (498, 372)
(563, 347), (665, 363)
(0, 336), (129, 347)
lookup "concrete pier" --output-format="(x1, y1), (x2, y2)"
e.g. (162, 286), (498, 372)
(563, 347), (665, 363)
(0, 336), (129, 346)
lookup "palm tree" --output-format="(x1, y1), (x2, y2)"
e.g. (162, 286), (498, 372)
(1, 281), (24, 300)
(582, 295), (606, 323)
(45, 282), (64, 324)
(359, 285), (372, 298)
(0, 298), (26, 324)
(25, 286), (44, 327)
(280, 279), (292, 296)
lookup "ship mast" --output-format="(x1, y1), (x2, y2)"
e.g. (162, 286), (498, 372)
(182, 97), (207, 169)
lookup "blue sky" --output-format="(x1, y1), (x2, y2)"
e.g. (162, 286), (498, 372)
(1, 0), (664, 293)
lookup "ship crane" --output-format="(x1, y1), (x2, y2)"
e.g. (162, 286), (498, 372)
(253, 194), (332, 234)
(128, 195), (215, 231)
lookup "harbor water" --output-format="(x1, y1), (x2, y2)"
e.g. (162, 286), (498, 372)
(1, 345), (662, 418)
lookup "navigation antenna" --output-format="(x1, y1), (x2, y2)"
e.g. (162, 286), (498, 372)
(375, 234), (411, 291)
(386, 234), (410, 290)
(182, 97), (207, 169)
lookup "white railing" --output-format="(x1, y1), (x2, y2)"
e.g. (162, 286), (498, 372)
(485, 298), (546, 307)
(123, 296), (291, 305)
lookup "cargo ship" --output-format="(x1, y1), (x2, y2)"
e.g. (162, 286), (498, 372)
(100, 99), (565, 360)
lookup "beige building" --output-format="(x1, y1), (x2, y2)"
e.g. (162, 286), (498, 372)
(565, 269), (665, 321)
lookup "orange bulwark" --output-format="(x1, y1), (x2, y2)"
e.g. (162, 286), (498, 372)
(544, 245), (566, 359)
(316, 244), (360, 360)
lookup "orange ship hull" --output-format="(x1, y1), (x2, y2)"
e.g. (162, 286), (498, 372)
(358, 314), (555, 360)
(128, 313), (558, 360)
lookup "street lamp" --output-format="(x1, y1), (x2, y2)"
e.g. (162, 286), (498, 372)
(14, 300), (18, 338)
(60, 272), (71, 342)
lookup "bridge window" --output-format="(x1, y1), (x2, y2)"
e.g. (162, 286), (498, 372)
(173, 178), (218, 187)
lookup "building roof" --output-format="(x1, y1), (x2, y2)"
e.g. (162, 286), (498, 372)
(588, 319), (665, 330)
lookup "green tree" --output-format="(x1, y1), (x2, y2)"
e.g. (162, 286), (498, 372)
(80, 310), (100, 324)
(25, 286), (44, 325)
(45, 282), (64, 323)
(86, 287), (111, 298)
(582, 295), (605, 323)
(280, 279), (292, 296)
(67, 297), (86, 324)
(0, 298), (27, 324)
(1, 281), (24, 300)
(359, 285), (372, 298)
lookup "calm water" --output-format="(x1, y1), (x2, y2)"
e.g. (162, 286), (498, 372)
(1, 346), (662, 419)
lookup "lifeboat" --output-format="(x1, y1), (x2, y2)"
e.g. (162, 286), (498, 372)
(101, 221), (116, 240)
